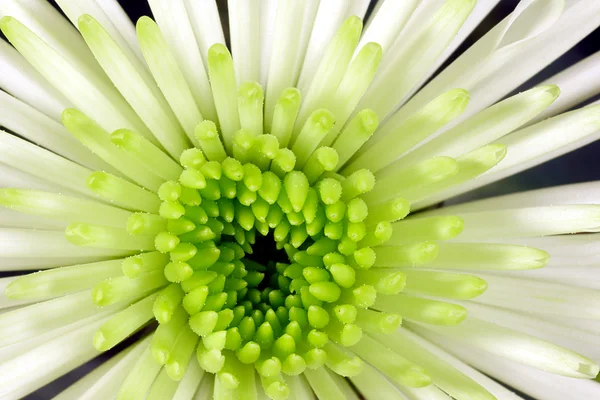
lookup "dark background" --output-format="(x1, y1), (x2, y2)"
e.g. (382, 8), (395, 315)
(21, 1), (600, 399)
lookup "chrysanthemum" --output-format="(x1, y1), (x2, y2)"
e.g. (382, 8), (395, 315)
(0, 0), (599, 399)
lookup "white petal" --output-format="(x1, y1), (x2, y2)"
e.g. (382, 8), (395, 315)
(94, 0), (144, 59)
(452, 205), (600, 239)
(0, 160), (76, 195)
(228, 0), (261, 84)
(360, 0), (476, 120)
(0, 277), (32, 310)
(0, 91), (109, 171)
(395, 327), (526, 400)
(55, 0), (149, 76)
(494, 265), (600, 291)
(183, 0), (226, 66)
(408, 316), (599, 379)
(395, 0), (568, 125)
(79, 15), (190, 158)
(0, 207), (67, 230)
(147, 0), (217, 122)
(463, 301), (600, 364)
(0, 315), (105, 399)
(0, 291), (122, 347)
(475, 234), (600, 268)
(530, 50), (600, 124)
(346, 0), (370, 19)
(408, 0), (501, 98)
(430, 104), (600, 202)
(0, 131), (95, 197)
(54, 336), (150, 400)
(358, 0), (419, 55)
(296, 0), (349, 93)
(414, 327), (600, 400)
(0, 228), (133, 263)
(472, 273), (600, 320)
(258, 0), (277, 87)
(0, 17), (154, 141)
(396, 385), (453, 400)
(173, 359), (205, 400)
(436, 181), (600, 214)
(350, 362), (410, 399)
(263, 0), (307, 130)
(193, 374), (215, 399)
(394, 85), (559, 168)
(0, 0), (108, 80)
(0, 39), (70, 121)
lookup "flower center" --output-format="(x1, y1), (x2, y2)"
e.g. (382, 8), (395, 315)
(134, 132), (385, 383)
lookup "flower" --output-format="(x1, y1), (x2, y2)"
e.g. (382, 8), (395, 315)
(0, 0), (599, 399)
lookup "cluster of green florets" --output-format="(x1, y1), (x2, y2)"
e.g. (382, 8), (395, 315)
(109, 120), (403, 397)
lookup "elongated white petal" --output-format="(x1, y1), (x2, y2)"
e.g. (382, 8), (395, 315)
(183, 0), (226, 66)
(0, 228), (133, 262)
(407, 144), (507, 207)
(408, 316), (599, 379)
(463, 302), (600, 363)
(296, 0), (349, 93)
(396, 385), (453, 400)
(286, 375), (314, 400)
(415, 326), (600, 400)
(0, 17), (153, 141)
(425, 242), (549, 271)
(173, 358), (205, 400)
(435, 104), (600, 200)
(55, 0), (149, 78)
(396, 327), (526, 400)
(0, 311), (100, 363)
(471, 273), (600, 320)
(54, 336), (150, 400)
(531, 51), (600, 124)
(358, 0), (419, 54)
(61, 109), (164, 191)
(228, 0), (260, 84)
(290, 0), (320, 86)
(0, 0), (107, 80)
(433, 181), (600, 214)
(263, 0), (306, 132)
(410, 0), (501, 98)
(258, 0), (277, 87)
(0, 160), (70, 196)
(350, 362), (409, 399)
(0, 91), (108, 171)
(0, 291), (123, 347)
(117, 341), (163, 400)
(0, 255), (112, 271)
(0, 189), (131, 227)
(0, 277), (32, 310)
(0, 131), (94, 197)
(0, 207), (69, 231)
(147, 368), (180, 399)
(136, 16), (203, 145)
(371, 329), (495, 400)
(0, 39), (70, 121)
(148, 0), (217, 122)
(0, 316), (105, 399)
(395, 85), (559, 168)
(360, 0), (476, 120)
(5, 258), (123, 300)
(93, 0), (143, 59)
(453, 205), (600, 240)
(495, 265), (600, 292)
(477, 234), (600, 268)
(395, 0), (565, 124)
(79, 15), (190, 158)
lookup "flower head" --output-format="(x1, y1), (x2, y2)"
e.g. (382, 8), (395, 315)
(0, 1), (600, 399)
